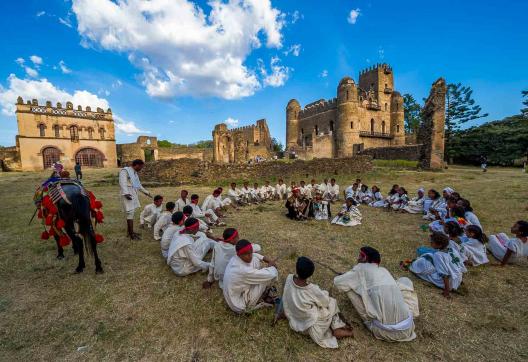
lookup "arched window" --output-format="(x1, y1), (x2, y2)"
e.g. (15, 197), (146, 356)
(42, 147), (60, 169)
(370, 119), (375, 133)
(53, 125), (60, 138)
(70, 126), (79, 142)
(396, 103), (399, 111)
(75, 147), (105, 168)
(381, 121), (386, 134)
(346, 90), (349, 101)
(99, 128), (105, 139)
(329, 120), (334, 132)
(397, 125), (400, 133)
(385, 103), (388, 111)
(87, 128), (94, 139)
(350, 121), (354, 129)
(38, 123), (45, 137)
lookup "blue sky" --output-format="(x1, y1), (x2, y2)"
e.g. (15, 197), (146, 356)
(1, 0), (527, 146)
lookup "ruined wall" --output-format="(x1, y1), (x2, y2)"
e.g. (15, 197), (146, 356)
(158, 147), (213, 161)
(141, 156), (373, 185)
(359, 144), (422, 161)
(0, 146), (20, 171)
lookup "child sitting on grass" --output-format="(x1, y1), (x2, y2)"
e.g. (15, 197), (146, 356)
(459, 225), (489, 266)
(488, 221), (528, 266)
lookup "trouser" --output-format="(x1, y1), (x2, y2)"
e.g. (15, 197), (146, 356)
(76, 172), (82, 179)
(125, 209), (136, 220)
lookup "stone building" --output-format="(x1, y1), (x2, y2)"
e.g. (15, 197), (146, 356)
(286, 63), (405, 159)
(212, 119), (272, 163)
(11, 97), (117, 171)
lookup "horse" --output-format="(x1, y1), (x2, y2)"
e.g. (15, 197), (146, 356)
(53, 183), (103, 274)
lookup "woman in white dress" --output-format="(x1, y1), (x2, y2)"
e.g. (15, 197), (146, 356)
(368, 186), (384, 207)
(423, 189), (446, 221)
(457, 198), (482, 231)
(488, 220), (528, 265)
(459, 225), (489, 266)
(402, 188), (425, 214)
(331, 198), (362, 227)
(310, 191), (331, 221)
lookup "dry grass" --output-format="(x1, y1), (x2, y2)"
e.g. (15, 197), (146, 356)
(0, 166), (527, 361)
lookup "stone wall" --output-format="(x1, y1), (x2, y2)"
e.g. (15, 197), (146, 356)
(141, 156), (373, 185)
(359, 144), (422, 161)
(0, 146), (20, 171)
(158, 147), (213, 161)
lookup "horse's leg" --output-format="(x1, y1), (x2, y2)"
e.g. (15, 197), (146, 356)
(55, 235), (65, 260)
(65, 225), (85, 273)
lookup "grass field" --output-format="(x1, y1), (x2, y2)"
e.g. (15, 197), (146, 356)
(1, 165), (527, 361)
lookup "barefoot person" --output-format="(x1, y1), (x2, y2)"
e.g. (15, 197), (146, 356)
(282, 256), (353, 349)
(119, 159), (151, 240)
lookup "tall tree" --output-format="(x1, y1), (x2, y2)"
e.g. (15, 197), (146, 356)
(403, 93), (422, 134)
(271, 138), (283, 153)
(522, 90), (528, 118)
(445, 83), (488, 160)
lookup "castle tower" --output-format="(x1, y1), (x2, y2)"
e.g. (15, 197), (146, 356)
(390, 91), (405, 145)
(286, 99), (301, 149)
(335, 77), (359, 157)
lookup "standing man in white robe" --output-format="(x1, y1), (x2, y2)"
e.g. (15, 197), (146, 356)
(167, 218), (216, 276)
(223, 240), (279, 313)
(140, 195), (163, 229)
(119, 159), (151, 240)
(275, 179), (287, 200)
(282, 257), (353, 348)
(175, 190), (190, 212)
(334, 246), (417, 342)
(153, 201), (175, 241)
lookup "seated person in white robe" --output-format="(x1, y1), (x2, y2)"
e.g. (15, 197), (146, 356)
(357, 184), (373, 204)
(323, 178), (339, 202)
(423, 189), (446, 220)
(459, 225), (489, 266)
(175, 190), (190, 212)
(215, 187), (235, 210)
(343, 183), (359, 202)
(391, 187), (409, 211)
(287, 181), (297, 198)
(282, 257), (353, 349)
(160, 212), (184, 259)
(140, 195), (163, 229)
(331, 197), (362, 227)
(368, 186), (384, 207)
(409, 232), (465, 298)
(488, 220), (528, 265)
(241, 182), (256, 204)
(223, 240), (278, 313)
(167, 218), (216, 276)
(457, 198), (482, 231)
(319, 178), (329, 194)
(275, 179), (287, 200)
(202, 189), (225, 218)
(299, 181), (311, 199)
(310, 192), (331, 221)
(190, 194), (225, 226)
(183, 205), (210, 233)
(153, 201), (175, 240)
(307, 179), (319, 199)
(227, 183), (245, 206)
(203, 228), (261, 289)
(252, 183), (264, 203)
(262, 181), (275, 200)
(334, 247), (417, 342)
(402, 188), (425, 214)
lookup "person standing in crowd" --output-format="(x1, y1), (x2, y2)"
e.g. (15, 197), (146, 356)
(74, 161), (82, 180)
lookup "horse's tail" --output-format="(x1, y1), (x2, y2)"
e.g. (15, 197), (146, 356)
(72, 192), (96, 257)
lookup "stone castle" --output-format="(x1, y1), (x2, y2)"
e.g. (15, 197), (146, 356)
(5, 97), (117, 171)
(212, 119), (272, 163)
(286, 63), (405, 159)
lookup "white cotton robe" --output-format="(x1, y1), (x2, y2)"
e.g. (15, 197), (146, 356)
(153, 211), (172, 240)
(119, 167), (148, 213)
(409, 248), (465, 290)
(403, 197), (424, 214)
(334, 263), (416, 342)
(167, 232), (215, 276)
(282, 274), (346, 349)
(175, 198), (190, 212)
(459, 238), (489, 266)
(275, 183), (287, 199)
(331, 204), (362, 226)
(160, 224), (183, 259)
(223, 254), (278, 313)
(488, 233), (528, 264)
(140, 203), (162, 227)
(207, 242), (261, 289)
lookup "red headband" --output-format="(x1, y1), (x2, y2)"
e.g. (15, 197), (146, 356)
(180, 220), (200, 233)
(236, 243), (253, 256)
(224, 230), (238, 242)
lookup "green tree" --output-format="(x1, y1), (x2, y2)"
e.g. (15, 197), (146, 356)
(445, 83), (488, 160)
(157, 139), (173, 148)
(271, 138), (283, 153)
(522, 90), (528, 117)
(192, 140), (213, 149)
(403, 93), (422, 134)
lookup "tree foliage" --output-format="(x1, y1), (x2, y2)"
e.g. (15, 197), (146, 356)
(157, 139), (213, 148)
(445, 83), (488, 139)
(157, 139), (173, 148)
(522, 90), (528, 118)
(403, 93), (422, 134)
(448, 115), (528, 166)
(191, 140), (213, 149)
(271, 138), (283, 153)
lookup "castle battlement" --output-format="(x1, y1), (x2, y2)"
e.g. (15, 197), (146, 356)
(359, 63), (392, 75)
(299, 98), (337, 118)
(15, 96), (113, 121)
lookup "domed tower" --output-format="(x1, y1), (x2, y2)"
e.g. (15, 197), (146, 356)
(335, 77), (359, 157)
(286, 99), (301, 149)
(390, 91), (405, 145)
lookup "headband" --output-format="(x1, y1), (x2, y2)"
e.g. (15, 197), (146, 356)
(236, 243), (253, 256)
(224, 230), (239, 242)
(179, 220), (200, 234)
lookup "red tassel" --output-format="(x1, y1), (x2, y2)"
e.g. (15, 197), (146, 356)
(94, 200), (103, 209)
(95, 234), (104, 243)
(42, 195), (52, 207)
(48, 204), (58, 214)
(59, 234), (70, 247)
(88, 191), (96, 202)
(56, 219), (65, 229)
(95, 211), (104, 223)
(41, 231), (50, 240)
(45, 215), (54, 226)
(48, 228), (55, 237)
(37, 209), (43, 219)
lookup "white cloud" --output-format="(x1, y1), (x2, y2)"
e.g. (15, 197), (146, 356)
(284, 44), (301, 57)
(0, 74), (109, 116)
(378, 46), (385, 60)
(30, 55), (43, 66)
(259, 56), (290, 87)
(291, 10), (302, 24)
(36, 11), (46, 17)
(59, 16), (73, 28)
(224, 117), (239, 128)
(320, 69), (328, 78)
(15, 58), (25, 66)
(347, 8), (360, 25)
(71, 0), (287, 100)
(114, 115), (148, 135)
(25, 67), (39, 78)
(59, 60), (72, 74)
(112, 79), (123, 89)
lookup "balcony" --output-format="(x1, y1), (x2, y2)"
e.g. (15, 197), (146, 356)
(359, 131), (393, 139)
(366, 103), (381, 111)
(384, 87), (392, 94)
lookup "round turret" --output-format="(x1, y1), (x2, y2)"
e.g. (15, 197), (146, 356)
(337, 76), (357, 103)
(286, 99), (301, 149)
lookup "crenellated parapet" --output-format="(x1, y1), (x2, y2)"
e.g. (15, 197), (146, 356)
(298, 98), (337, 118)
(359, 63), (392, 75)
(15, 96), (113, 121)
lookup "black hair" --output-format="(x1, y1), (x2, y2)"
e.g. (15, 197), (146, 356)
(360, 246), (381, 264)
(235, 239), (252, 254)
(430, 231), (449, 249)
(458, 198), (473, 212)
(182, 205), (193, 215)
(451, 192), (461, 201)
(372, 185), (380, 192)
(153, 195), (163, 201)
(190, 194), (199, 201)
(296, 256), (315, 279)
(465, 225), (487, 244)
(399, 187), (407, 194)
(184, 217), (198, 227)
(131, 159), (144, 166)
(181, 189), (188, 195)
(223, 228), (237, 240)
(171, 211), (184, 224)
(389, 184), (399, 195)
(165, 201), (175, 211)
(345, 197), (358, 205)
(429, 189), (441, 200)
(515, 220), (528, 237)
(444, 221), (463, 237)
(451, 206), (466, 218)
